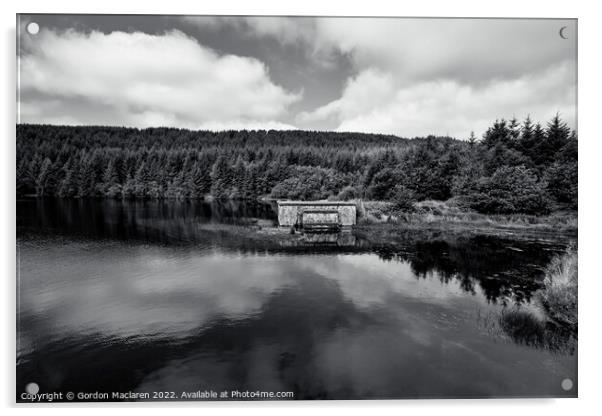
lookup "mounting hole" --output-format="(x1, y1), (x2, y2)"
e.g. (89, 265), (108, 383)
(561, 378), (573, 391)
(26, 22), (40, 35)
(25, 382), (39, 395)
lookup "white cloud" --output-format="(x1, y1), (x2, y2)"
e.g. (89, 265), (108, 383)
(298, 63), (576, 138)
(189, 17), (576, 137)
(313, 18), (576, 84)
(297, 69), (395, 124)
(19, 18), (577, 136)
(196, 17), (575, 85)
(19, 28), (301, 129)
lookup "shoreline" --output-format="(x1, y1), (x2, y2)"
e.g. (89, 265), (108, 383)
(356, 200), (577, 237)
(17, 195), (577, 238)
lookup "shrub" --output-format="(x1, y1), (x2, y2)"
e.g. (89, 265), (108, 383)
(337, 185), (359, 201)
(538, 248), (578, 327)
(545, 161), (578, 209)
(464, 165), (551, 215)
(391, 185), (416, 212)
(358, 201), (395, 223)
(270, 166), (346, 200)
(366, 168), (399, 200)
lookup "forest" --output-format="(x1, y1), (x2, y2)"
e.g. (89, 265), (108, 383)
(16, 115), (577, 215)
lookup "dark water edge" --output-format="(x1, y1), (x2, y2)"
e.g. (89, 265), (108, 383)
(16, 198), (577, 401)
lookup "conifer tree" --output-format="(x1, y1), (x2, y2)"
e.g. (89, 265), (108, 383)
(541, 113), (571, 164)
(77, 155), (96, 197)
(210, 155), (232, 199)
(35, 157), (54, 196)
(103, 159), (119, 190)
(58, 162), (78, 198)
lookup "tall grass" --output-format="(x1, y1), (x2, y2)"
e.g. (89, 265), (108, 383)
(538, 248), (578, 327)
(357, 199), (577, 234)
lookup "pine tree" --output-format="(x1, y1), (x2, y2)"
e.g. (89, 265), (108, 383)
(77, 155), (96, 198)
(482, 119), (511, 148)
(15, 121), (576, 214)
(242, 164), (259, 199)
(102, 158), (121, 197)
(516, 116), (536, 166)
(58, 162), (77, 198)
(524, 123), (547, 167)
(103, 159), (119, 189)
(507, 117), (520, 148)
(210, 155), (232, 199)
(121, 174), (136, 199)
(544, 114), (571, 159)
(231, 157), (246, 199)
(35, 158), (53, 196)
(26, 154), (43, 193)
(468, 131), (477, 147)
(186, 166), (209, 198)
(134, 161), (150, 198)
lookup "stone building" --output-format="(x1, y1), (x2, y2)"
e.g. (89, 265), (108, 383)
(276, 201), (357, 229)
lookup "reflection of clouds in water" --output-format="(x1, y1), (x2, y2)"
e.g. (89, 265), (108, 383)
(313, 325), (495, 398)
(135, 344), (289, 395)
(19, 243), (496, 344)
(297, 254), (489, 309)
(19, 243), (294, 340)
(131, 256), (478, 397)
(18, 240), (576, 399)
(132, 277), (562, 399)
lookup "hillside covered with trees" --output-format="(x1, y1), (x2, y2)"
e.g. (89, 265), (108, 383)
(16, 115), (577, 215)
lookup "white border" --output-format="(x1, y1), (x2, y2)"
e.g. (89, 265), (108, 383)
(2, 1), (600, 415)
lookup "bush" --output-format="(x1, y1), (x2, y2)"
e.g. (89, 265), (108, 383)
(538, 248), (577, 327)
(366, 168), (400, 200)
(464, 165), (551, 215)
(358, 201), (395, 223)
(337, 185), (359, 201)
(545, 161), (577, 209)
(391, 185), (416, 212)
(270, 166), (347, 200)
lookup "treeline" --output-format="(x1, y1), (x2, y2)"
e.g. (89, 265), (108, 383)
(16, 115), (577, 214)
(378, 115), (577, 214)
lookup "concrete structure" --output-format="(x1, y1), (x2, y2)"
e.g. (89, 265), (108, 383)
(277, 201), (357, 229)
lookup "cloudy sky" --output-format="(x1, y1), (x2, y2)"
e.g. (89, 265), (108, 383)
(17, 15), (577, 138)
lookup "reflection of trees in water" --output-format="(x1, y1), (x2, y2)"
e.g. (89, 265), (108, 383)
(479, 308), (577, 355)
(17, 198), (278, 245)
(17, 199), (577, 397)
(18, 198), (569, 305)
(371, 236), (566, 305)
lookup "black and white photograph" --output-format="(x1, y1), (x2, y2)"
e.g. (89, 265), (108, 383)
(15, 13), (578, 402)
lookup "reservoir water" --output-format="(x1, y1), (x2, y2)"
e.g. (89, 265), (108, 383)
(16, 198), (577, 400)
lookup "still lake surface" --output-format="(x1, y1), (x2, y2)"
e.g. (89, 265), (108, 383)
(17, 198), (577, 400)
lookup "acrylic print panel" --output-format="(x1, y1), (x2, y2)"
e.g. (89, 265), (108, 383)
(16, 14), (578, 402)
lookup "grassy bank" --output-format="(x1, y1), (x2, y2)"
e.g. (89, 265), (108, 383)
(477, 248), (578, 353)
(356, 199), (577, 236)
(538, 248), (578, 327)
